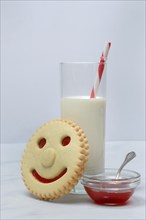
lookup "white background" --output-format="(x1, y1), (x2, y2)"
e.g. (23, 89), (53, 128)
(1, 0), (145, 143)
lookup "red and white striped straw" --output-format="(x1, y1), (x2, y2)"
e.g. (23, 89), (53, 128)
(90, 42), (111, 98)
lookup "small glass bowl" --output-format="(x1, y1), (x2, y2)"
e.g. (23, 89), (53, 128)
(81, 168), (140, 206)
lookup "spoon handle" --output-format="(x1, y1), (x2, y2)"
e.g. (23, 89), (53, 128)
(116, 151), (136, 179)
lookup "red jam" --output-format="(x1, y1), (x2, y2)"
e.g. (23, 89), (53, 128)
(62, 136), (71, 146)
(32, 168), (67, 183)
(84, 186), (134, 205)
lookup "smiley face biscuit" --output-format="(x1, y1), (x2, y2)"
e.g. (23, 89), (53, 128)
(21, 120), (89, 200)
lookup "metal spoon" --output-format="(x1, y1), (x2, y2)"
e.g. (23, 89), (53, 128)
(115, 151), (136, 179)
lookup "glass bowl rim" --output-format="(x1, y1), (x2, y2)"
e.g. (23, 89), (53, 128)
(81, 168), (141, 184)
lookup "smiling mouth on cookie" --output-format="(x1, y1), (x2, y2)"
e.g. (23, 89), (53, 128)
(32, 168), (67, 183)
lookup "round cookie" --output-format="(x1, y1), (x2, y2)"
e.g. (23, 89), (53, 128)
(21, 119), (89, 200)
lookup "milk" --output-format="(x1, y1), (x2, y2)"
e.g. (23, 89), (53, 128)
(61, 96), (106, 175)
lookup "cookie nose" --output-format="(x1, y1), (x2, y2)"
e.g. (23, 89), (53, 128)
(40, 148), (56, 168)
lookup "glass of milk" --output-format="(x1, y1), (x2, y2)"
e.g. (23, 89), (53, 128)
(60, 62), (107, 194)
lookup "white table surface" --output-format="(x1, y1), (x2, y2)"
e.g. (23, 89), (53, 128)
(1, 141), (145, 220)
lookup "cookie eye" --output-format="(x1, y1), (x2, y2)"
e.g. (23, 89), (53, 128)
(38, 138), (46, 148)
(61, 136), (71, 146)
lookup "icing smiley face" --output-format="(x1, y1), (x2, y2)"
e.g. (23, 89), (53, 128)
(21, 120), (89, 200)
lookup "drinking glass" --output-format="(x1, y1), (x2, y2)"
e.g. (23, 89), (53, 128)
(60, 62), (107, 194)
